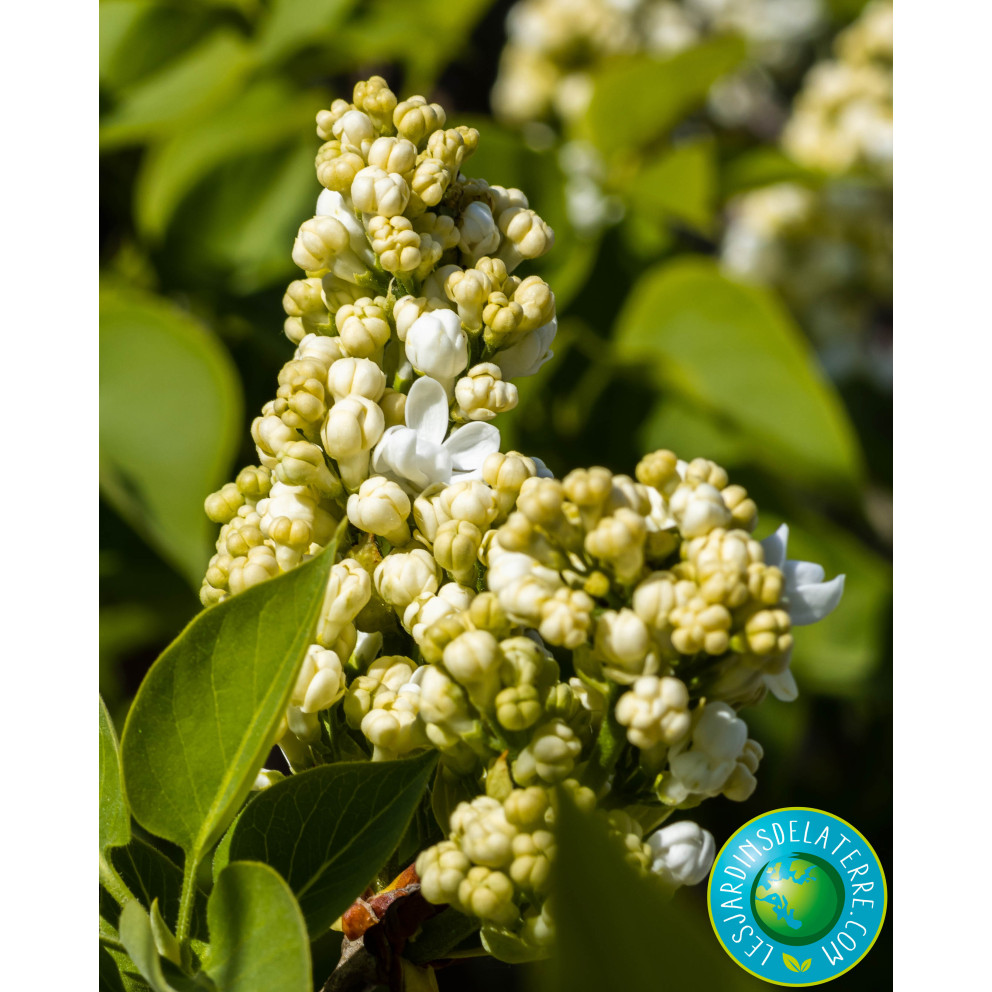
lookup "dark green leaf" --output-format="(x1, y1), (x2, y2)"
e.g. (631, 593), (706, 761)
(101, 696), (131, 853)
(720, 147), (819, 199)
(551, 791), (760, 992)
(100, 31), (254, 148)
(118, 902), (195, 992)
(100, 943), (149, 992)
(576, 36), (747, 158)
(121, 541), (337, 864)
(112, 835), (208, 940)
(99, 283), (243, 586)
(225, 752), (437, 934)
(615, 258), (863, 494)
(203, 862), (311, 992)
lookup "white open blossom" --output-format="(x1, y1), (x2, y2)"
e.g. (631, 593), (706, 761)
(371, 375), (501, 493)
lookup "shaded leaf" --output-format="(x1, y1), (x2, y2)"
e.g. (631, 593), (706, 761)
(99, 283), (242, 585)
(615, 257), (863, 494)
(576, 36), (747, 158)
(101, 31), (254, 148)
(101, 696), (131, 853)
(225, 752), (437, 934)
(204, 862), (311, 992)
(134, 81), (323, 239)
(551, 789), (758, 992)
(100, 943), (151, 992)
(254, 0), (356, 65)
(118, 902), (199, 992)
(619, 138), (717, 233)
(120, 541), (337, 864)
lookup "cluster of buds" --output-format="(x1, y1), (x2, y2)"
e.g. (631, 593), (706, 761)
(201, 79), (845, 960)
(781, 0), (893, 178)
(416, 783), (715, 957)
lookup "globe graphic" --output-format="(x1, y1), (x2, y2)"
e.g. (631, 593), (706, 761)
(751, 854), (844, 946)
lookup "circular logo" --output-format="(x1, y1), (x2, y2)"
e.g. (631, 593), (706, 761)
(707, 808), (887, 986)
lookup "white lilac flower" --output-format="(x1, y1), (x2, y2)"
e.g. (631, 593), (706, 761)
(371, 375), (501, 493)
(759, 523), (845, 700)
(495, 318), (557, 379)
(646, 820), (715, 889)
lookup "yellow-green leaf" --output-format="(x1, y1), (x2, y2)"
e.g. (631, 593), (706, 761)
(783, 952), (801, 972)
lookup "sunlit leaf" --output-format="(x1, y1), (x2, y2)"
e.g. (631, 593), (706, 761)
(224, 752), (437, 934)
(203, 862), (311, 992)
(255, 0), (356, 65)
(100, 31), (254, 148)
(100, 283), (242, 586)
(120, 541), (337, 864)
(615, 257), (864, 495)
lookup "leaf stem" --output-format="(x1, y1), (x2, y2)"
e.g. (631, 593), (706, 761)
(175, 853), (199, 969)
(99, 852), (137, 908)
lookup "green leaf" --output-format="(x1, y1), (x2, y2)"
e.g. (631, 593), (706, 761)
(783, 952), (801, 972)
(619, 138), (716, 233)
(225, 752), (437, 935)
(721, 147), (819, 199)
(134, 81), (323, 239)
(100, 944), (130, 992)
(551, 790), (758, 992)
(111, 836), (208, 940)
(615, 257), (864, 494)
(99, 283), (242, 586)
(576, 36), (747, 158)
(254, 0), (356, 65)
(118, 902), (200, 992)
(101, 696), (131, 854)
(101, 31), (254, 148)
(801, 957), (812, 972)
(100, 943), (151, 992)
(120, 541), (337, 864)
(203, 862), (311, 992)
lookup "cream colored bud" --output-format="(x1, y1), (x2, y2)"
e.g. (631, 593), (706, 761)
(433, 519), (483, 584)
(292, 645), (346, 713)
(444, 267), (494, 332)
(670, 586), (732, 655)
(283, 277), (331, 332)
(442, 629), (501, 691)
(321, 274), (367, 311)
(509, 829), (554, 893)
(483, 451), (538, 518)
(352, 76), (397, 132)
(417, 841), (471, 907)
(455, 363), (518, 421)
(458, 202), (501, 263)
(670, 482), (732, 539)
(252, 413), (296, 467)
(538, 587), (594, 649)
(228, 544), (280, 595)
(450, 796), (518, 869)
(393, 96), (446, 147)
(457, 867), (518, 927)
(367, 135), (417, 178)
(321, 395), (385, 459)
(684, 458), (729, 491)
(513, 719), (582, 785)
(273, 441), (339, 496)
(374, 549), (438, 612)
(367, 214), (422, 274)
(351, 166), (410, 217)
(205, 482), (244, 524)
(335, 298), (391, 358)
(379, 388), (407, 427)
(315, 140), (366, 192)
(615, 676), (691, 750)
(585, 508), (647, 584)
(316, 99), (351, 141)
(636, 449), (681, 497)
(594, 609), (652, 676)
(408, 159), (450, 211)
(332, 109), (376, 157)
(326, 356), (386, 402)
(426, 128), (469, 172)
(437, 480), (498, 530)
(511, 275), (555, 331)
(347, 476), (412, 545)
(517, 477), (565, 528)
(495, 683), (543, 731)
(497, 207), (555, 272)
(413, 211), (460, 252)
(721, 484), (758, 532)
(405, 309), (468, 379)
(292, 215), (351, 272)
(344, 656), (416, 726)
(503, 787), (550, 831)
(236, 465), (271, 500)
(742, 608), (793, 657)
(632, 571), (678, 630)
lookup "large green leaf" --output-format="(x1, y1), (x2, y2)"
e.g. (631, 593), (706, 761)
(615, 258), (863, 494)
(100, 284), (242, 585)
(135, 82), (323, 239)
(100, 30), (254, 148)
(120, 542), (336, 864)
(576, 36), (747, 158)
(203, 862), (311, 992)
(551, 791), (761, 992)
(222, 752), (437, 934)
(101, 696), (131, 854)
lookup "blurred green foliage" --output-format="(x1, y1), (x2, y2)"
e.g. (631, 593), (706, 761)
(99, 0), (891, 987)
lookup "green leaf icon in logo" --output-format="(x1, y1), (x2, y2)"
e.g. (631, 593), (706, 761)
(801, 958), (812, 972)
(783, 953), (801, 972)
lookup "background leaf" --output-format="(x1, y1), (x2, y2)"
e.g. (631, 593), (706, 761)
(224, 752), (437, 934)
(615, 257), (864, 495)
(120, 543), (335, 862)
(118, 902), (199, 992)
(101, 696), (131, 854)
(204, 862), (311, 992)
(551, 790), (762, 992)
(99, 283), (243, 586)
(254, 0), (356, 66)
